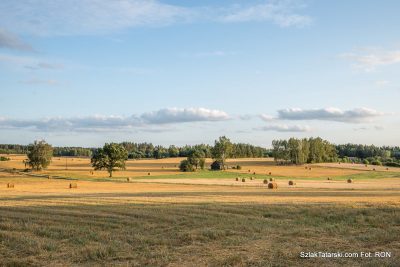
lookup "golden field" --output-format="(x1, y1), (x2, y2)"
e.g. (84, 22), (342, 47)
(0, 155), (399, 266)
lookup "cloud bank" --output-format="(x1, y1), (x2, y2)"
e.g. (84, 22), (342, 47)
(255, 124), (311, 132)
(0, 107), (230, 132)
(277, 107), (385, 123)
(342, 48), (400, 71)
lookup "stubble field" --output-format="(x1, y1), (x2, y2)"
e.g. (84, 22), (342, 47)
(0, 155), (399, 266)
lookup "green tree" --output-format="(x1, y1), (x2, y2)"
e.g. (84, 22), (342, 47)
(188, 149), (205, 169)
(211, 136), (233, 169)
(27, 140), (53, 171)
(91, 143), (128, 177)
(179, 159), (194, 172)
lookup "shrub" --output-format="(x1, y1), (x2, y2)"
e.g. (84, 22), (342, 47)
(371, 160), (382, 166)
(236, 165), (242, 170)
(179, 160), (195, 172)
(0, 156), (10, 161)
(362, 159), (369, 165)
(385, 162), (400, 167)
(210, 161), (223, 171)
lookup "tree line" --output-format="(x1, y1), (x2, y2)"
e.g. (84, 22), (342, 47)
(272, 137), (337, 164)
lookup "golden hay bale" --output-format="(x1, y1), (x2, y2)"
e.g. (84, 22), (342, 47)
(308, 167), (312, 170)
(69, 182), (78, 189)
(253, 172), (256, 175)
(248, 170), (251, 172)
(347, 179), (353, 183)
(250, 177), (254, 180)
(47, 175), (52, 179)
(373, 168), (376, 171)
(288, 180), (296, 186)
(263, 179), (268, 184)
(235, 177), (239, 181)
(268, 172), (272, 175)
(127, 177), (131, 182)
(269, 178), (275, 182)
(327, 177), (332, 180)
(386, 168), (389, 171)
(7, 183), (14, 188)
(268, 182), (278, 189)
(241, 178), (246, 182)
(305, 166), (308, 169)
(148, 172), (151, 175)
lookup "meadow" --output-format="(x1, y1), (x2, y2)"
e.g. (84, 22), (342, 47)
(0, 155), (399, 266)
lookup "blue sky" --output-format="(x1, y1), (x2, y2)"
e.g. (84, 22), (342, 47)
(0, 0), (399, 147)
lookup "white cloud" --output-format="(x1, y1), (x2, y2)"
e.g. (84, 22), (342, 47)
(255, 124), (311, 132)
(277, 107), (385, 123)
(219, 1), (312, 27)
(0, 107), (230, 132)
(259, 114), (275, 121)
(141, 107), (230, 124)
(342, 48), (400, 71)
(0, 28), (33, 51)
(0, 1), (312, 36)
(375, 80), (390, 87)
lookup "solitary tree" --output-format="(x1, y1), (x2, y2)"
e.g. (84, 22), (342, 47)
(211, 136), (232, 169)
(27, 140), (53, 171)
(91, 143), (128, 177)
(188, 149), (205, 169)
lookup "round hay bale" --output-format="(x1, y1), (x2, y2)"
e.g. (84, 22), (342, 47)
(288, 180), (296, 186)
(235, 177), (239, 181)
(69, 182), (78, 189)
(347, 179), (353, 183)
(248, 170), (251, 173)
(253, 172), (256, 175)
(268, 182), (278, 189)
(373, 168), (376, 171)
(386, 167), (389, 171)
(7, 183), (14, 188)
(241, 178), (246, 182)
(308, 167), (312, 170)
(47, 175), (52, 179)
(263, 179), (268, 184)
(127, 177), (131, 182)
(269, 178), (275, 182)
(250, 177), (254, 180)
(327, 177), (332, 180)
(148, 172), (151, 175)
(305, 166), (308, 169)
(269, 172), (272, 175)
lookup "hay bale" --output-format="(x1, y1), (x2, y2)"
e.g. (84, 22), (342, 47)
(69, 182), (78, 189)
(347, 179), (353, 183)
(373, 168), (376, 171)
(47, 175), (52, 179)
(263, 179), (268, 184)
(127, 177), (131, 182)
(386, 168), (389, 171)
(268, 182), (278, 189)
(365, 164), (368, 167)
(288, 180), (296, 186)
(253, 172), (256, 175)
(148, 172), (151, 175)
(250, 177), (254, 180)
(7, 183), (14, 188)
(242, 178), (246, 182)
(269, 178), (275, 182)
(235, 177), (239, 181)
(327, 177), (332, 180)
(305, 166), (308, 169)
(269, 172), (272, 175)
(248, 170), (251, 173)
(308, 167), (312, 170)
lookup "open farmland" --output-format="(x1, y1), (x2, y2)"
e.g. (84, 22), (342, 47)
(1, 155), (400, 266)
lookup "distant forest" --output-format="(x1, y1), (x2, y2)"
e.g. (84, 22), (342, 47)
(1, 140), (399, 167)
(0, 142), (268, 159)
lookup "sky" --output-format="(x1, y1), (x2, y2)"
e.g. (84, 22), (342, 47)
(0, 0), (399, 147)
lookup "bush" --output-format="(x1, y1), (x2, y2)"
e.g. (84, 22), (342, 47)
(179, 160), (195, 172)
(371, 160), (382, 166)
(0, 156), (10, 161)
(236, 165), (242, 170)
(199, 158), (206, 170)
(385, 162), (400, 167)
(362, 159), (369, 165)
(210, 161), (223, 171)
